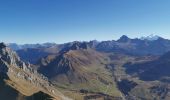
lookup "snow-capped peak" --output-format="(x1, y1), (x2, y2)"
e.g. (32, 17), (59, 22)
(140, 34), (160, 41)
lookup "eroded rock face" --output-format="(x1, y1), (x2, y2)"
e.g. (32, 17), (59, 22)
(0, 43), (38, 81)
(0, 43), (69, 100)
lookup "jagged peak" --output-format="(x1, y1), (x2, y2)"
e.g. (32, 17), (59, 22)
(0, 42), (19, 60)
(71, 41), (89, 50)
(0, 42), (7, 48)
(60, 41), (91, 53)
(117, 35), (130, 42)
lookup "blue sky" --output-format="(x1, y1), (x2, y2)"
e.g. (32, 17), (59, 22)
(0, 0), (170, 44)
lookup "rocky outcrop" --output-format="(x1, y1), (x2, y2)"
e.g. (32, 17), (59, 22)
(0, 43), (70, 100)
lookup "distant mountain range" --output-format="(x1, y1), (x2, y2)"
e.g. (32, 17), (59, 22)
(8, 35), (170, 64)
(8, 35), (164, 50)
(7, 43), (58, 50)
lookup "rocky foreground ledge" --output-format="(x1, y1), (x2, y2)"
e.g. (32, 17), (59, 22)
(0, 42), (71, 100)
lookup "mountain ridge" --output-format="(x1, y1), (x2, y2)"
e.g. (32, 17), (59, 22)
(8, 35), (170, 64)
(0, 42), (70, 100)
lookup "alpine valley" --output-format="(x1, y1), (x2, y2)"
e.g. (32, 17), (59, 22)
(2, 35), (170, 100)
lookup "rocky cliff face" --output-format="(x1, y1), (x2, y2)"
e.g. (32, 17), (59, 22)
(0, 43), (70, 100)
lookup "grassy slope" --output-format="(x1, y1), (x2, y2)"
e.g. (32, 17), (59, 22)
(48, 50), (122, 99)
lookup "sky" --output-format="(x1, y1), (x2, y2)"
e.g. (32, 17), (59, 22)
(0, 0), (170, 44)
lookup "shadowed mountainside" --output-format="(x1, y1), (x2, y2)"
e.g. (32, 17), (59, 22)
(124, 51), (170, 81)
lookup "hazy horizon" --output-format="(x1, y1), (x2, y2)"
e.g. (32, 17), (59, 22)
(1, 0), (170, 44)
(4, 34), (167, 45)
